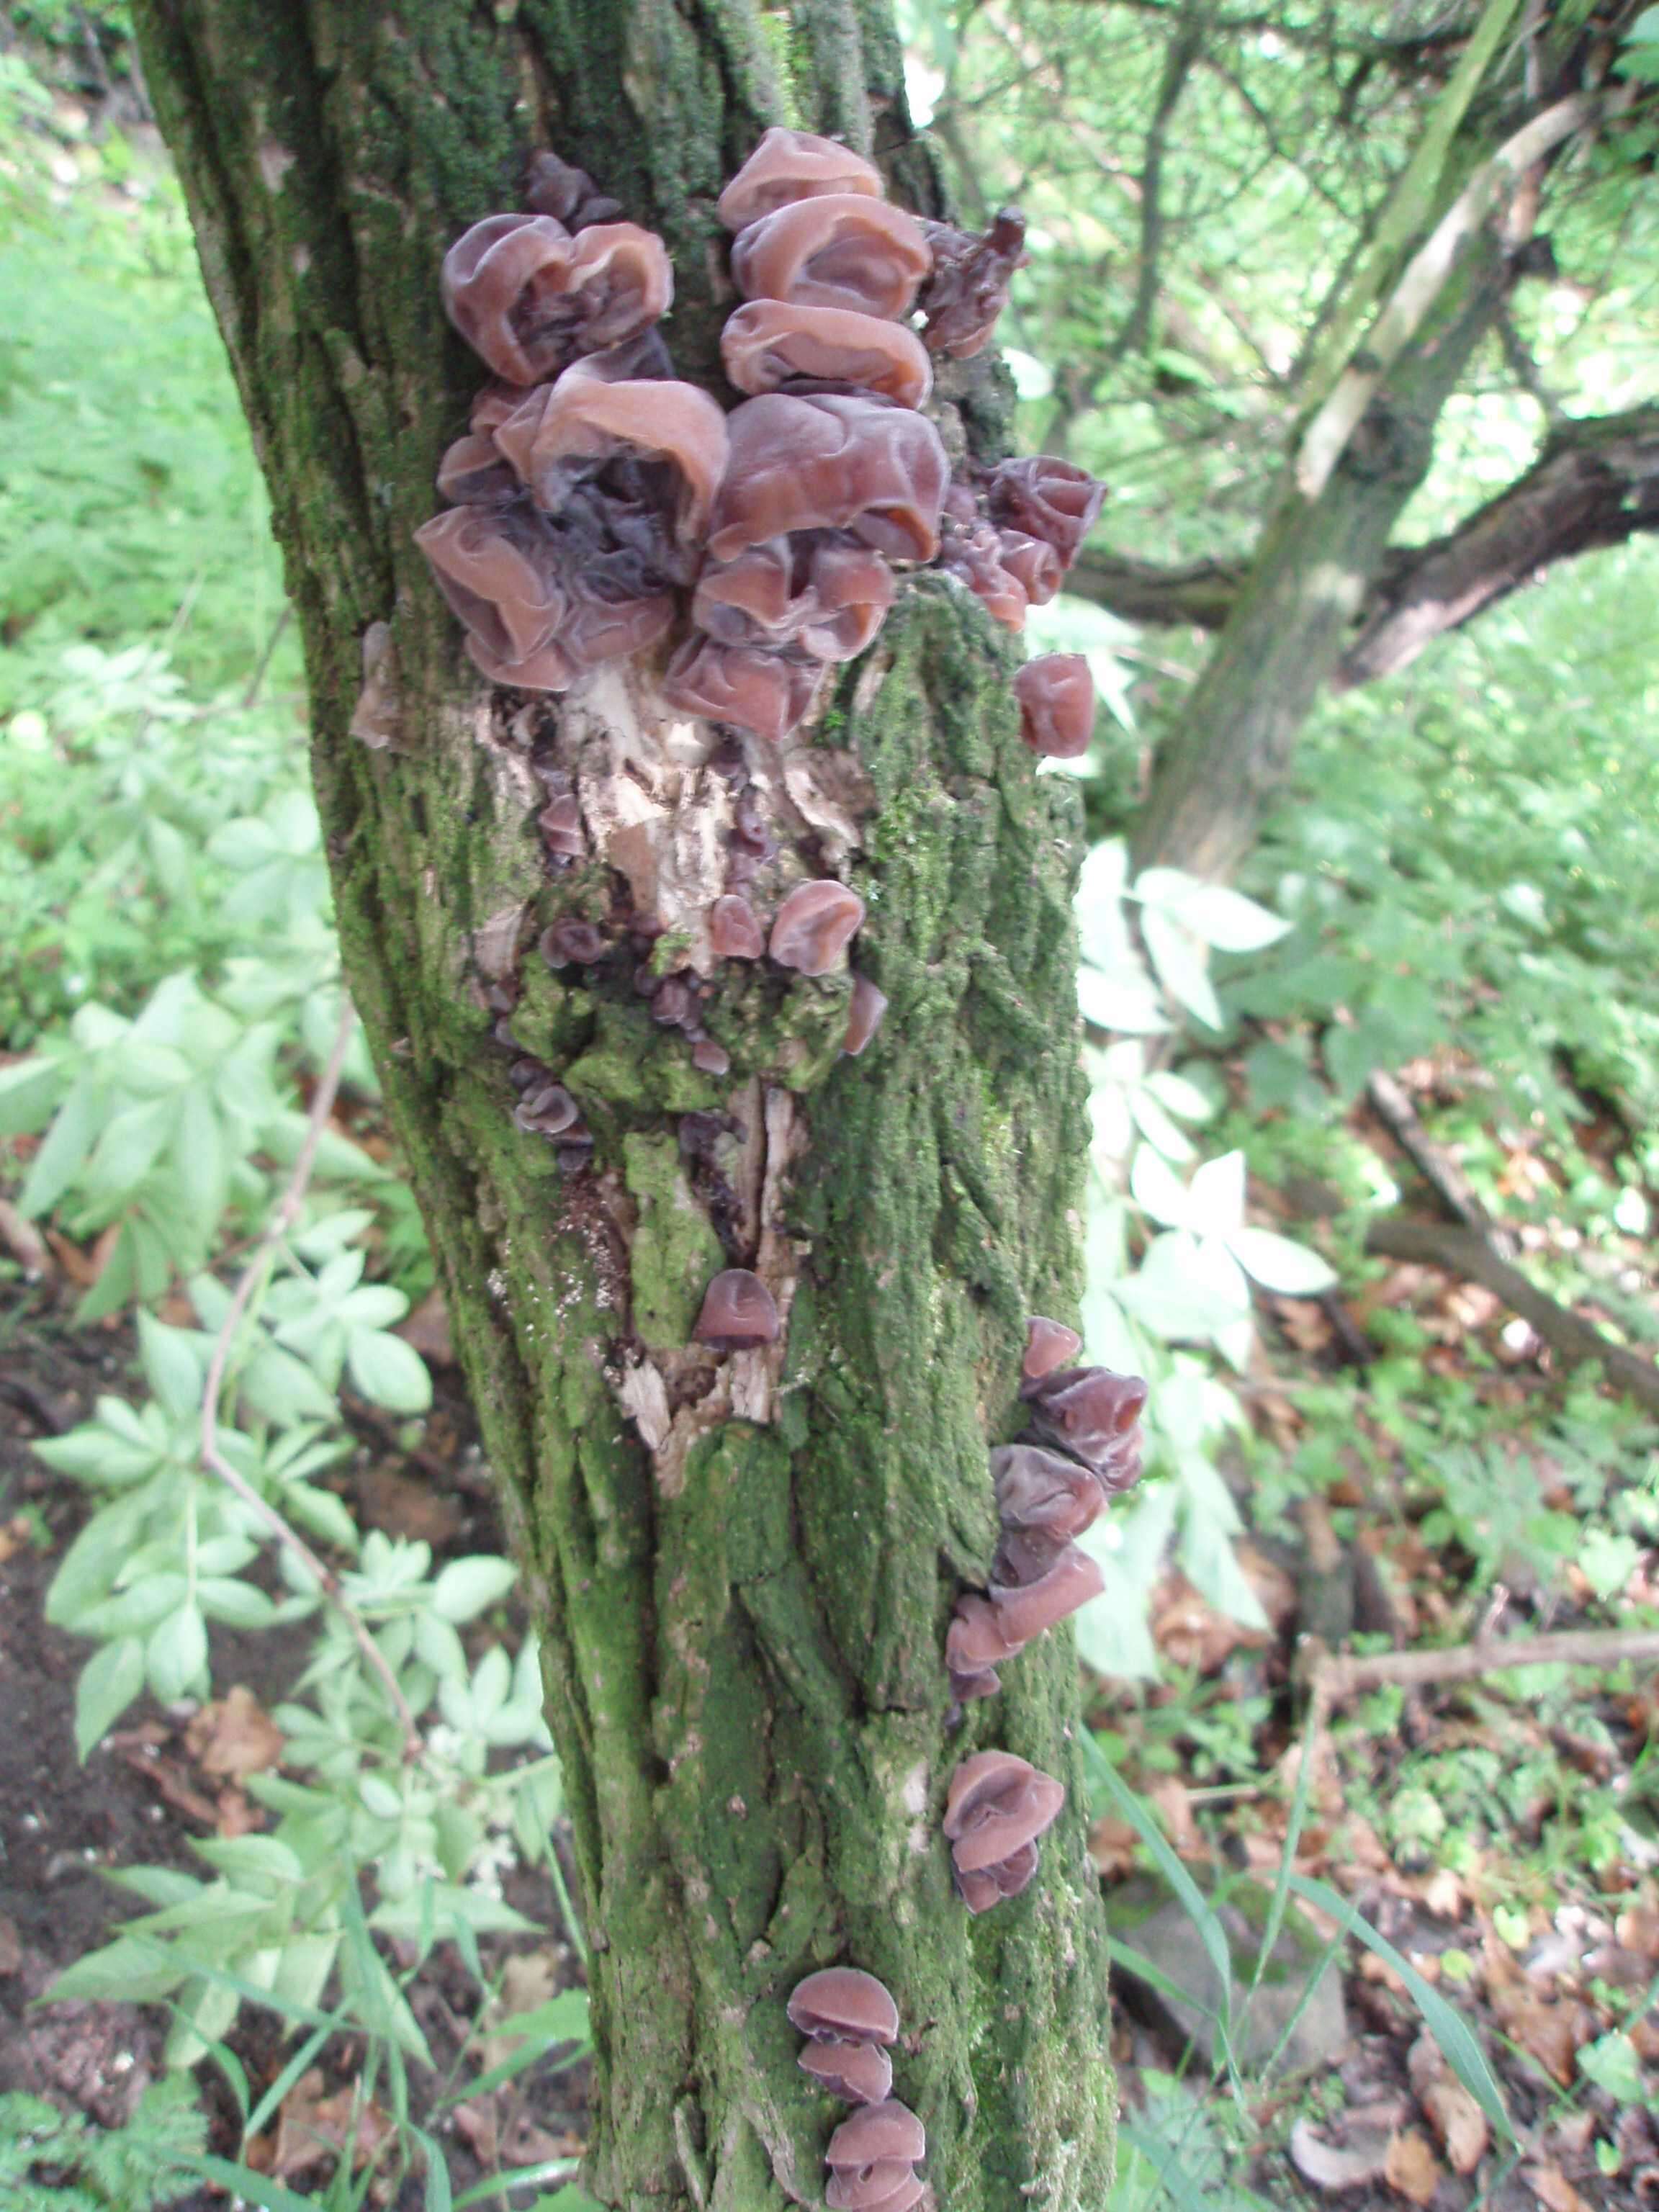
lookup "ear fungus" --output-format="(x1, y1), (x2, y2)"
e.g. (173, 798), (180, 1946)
(1024, 1316), (1083, 1380)
(662, 634), (824, 743)
(988, 454), (1106, 567)
(708, 394), (948, 564)
(1015, 653), (1097, 759)
(701, 894), (760, 961)
(721, 300), (933, 408)
(524, 150), (624, 229)
(786, 1967), (909, 2170)
(943, 1751), (1065, 1913)
(493, 375), (729, 552)
(788, 1968), (899, 2046)
(412, 505), (567, 671)
(693, 532), (896, 663)
(768, 879), (865, 975)
(918, 208), (1030, 359)
(939, 519), (1031, 633)
(718, 128), (884, 229)
(1022, 1364), (1148, 1489)
(442, 213), (672, 386)
(842, 974), (887, 1057)
(731, 195), (932, 320)
(693, 1267), (781, 1350)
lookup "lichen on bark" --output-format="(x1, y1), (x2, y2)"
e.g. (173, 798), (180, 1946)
(130, 2), (1115, 2205)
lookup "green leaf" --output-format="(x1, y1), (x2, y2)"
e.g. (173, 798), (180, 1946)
(1141, 907), (1223, 1032)
(147, 1603), (210, 1701)
(74, 1636), (144, 1758)
(346, 1326), (431, 1414)
(1226, 1226), (1338, 1296)
(431, 1555), (518, 1623)
(48, 1936), (188, 2005)
(138, 1311), (205, 1422)
(0, 1053), (66, 1137)
(1288, 1874), (1511, 2136)
(19, 1077), (103, 1218)
(1164, 883), (1291, 954)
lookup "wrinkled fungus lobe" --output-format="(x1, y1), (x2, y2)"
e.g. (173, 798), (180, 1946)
(693, 532), (895, 662)
(918, 208), (1029, 358)
(731, 194), (932, 320)
(989, 1543), (1105, 1643)
(799, 2038), (894, 2106)
(769, 879), (865, 975)
(708, 394), (948, 564)
(708, 894), (767, 961)
(842, 974), (887, 1057)
(825, 2103), (927, 2170)
(412, 505), (565, 670)
(1015, 652), (1097, 759)
(662, 635), (823, 743)
(441, 213), (671, 386)
(943, 1750), (1064, 1911)
(718, 128), (884, 230)
(494, 374), (728, 551)
(693, 1267), (781, 1350)
(989, 454), (1105, 567)
(721, 300), (932, 408)
(1025, 1364), (1148, 1483)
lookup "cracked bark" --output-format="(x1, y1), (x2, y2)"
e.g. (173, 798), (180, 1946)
(130, 3), (1113, 2208)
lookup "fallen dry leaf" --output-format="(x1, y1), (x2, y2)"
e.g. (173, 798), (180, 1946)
(396, 1289), (454, 1364)
(1488, 1984), (1585, 2086)
(1145, 1776), (1199, 1858)
(1288, 2113), (1395, 2191)
(1385, 2127), (1440, 2205)
(0, 1198), (50, 1276)
(1089, 1815), (1138, 1881)
(0, 1912), (22, 1975)
(0, 1517), (34, 1566)
(1422, 2078), (1488, 2175)
(1523, 2164), (1590, 2212)
(185, 1686), (284, 1781)
(273, 2069), (395, 2180)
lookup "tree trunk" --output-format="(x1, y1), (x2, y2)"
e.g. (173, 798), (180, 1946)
(129, 4), (1114, 2208)
(1130, 237), (1514, 881)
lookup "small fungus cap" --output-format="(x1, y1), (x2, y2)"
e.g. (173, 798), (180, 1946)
(1023, 1316), (1082, 1380)
(413, 505), (565, 667)
(494, 374), (729, 549)
(825, 2100), (926, 2169)
(718, 128), (884, 230)
(441, 213), (574, 385)
(1026, 1364), (1148, 1473)
(989, 1542), (1105, 1644)
(825, 2162), (922, 2212)
(769, 879), (866, 975)
(693, 1267), (781, 1350)
(988, 454), (1105, 567)
(709, 394), (948, 564)
(918, 208), (1029, 359)
(662, 636), (824, 744)
(1015, 653), (1096, 760)
(946, 1593), (1023, 1673)
(943, 1750), (1065, 1873)
(721, 300), (932, 408)
(786, 1966), (899, 2046)
(798, 2036), (894, 2105)
(842, 974), (888, 1058)
(732, 194), (932, 320)
(693, 532), (895, 663)
(709, 893), (767, 961)
(991, 1444), (1103, 1541)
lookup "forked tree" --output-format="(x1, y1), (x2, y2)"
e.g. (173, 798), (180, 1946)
(129, 4), (1118, 2208)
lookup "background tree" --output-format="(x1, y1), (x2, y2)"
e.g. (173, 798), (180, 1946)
(925, 0), (1658, 876)
(125, 5), (1115, 2210)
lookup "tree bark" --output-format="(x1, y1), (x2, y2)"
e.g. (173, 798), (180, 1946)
(129, 4), (1114, 2209)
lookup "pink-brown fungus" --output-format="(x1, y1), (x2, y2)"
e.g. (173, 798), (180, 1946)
(717, 127), (883, 230)
(731, 195), (931, 320)
(943, 1750), (1064, 1912)
(825, 2103), (926, 2170)
(413, 505), (566, 670)
(825, 2164), (922, 2212)
(799, 2038), (894, 2106)
(939, 520), (1029, 632)
(1023, 1315), (1082, 1379)
(842, 974), (887, 1057)
(494, 374), (729, 554)
(524, 150), (623, 230)
(988, 454), (1105, 567)
(787, 1967), (899, 2046)
(708, 393), (948, 564)
(721, 300), (932, 408)
(541, 919), (608, 967)
(441, 214), (672, 387)
(693, 1267), (781, 1350)
(693, 531), (896, 662)
(1015, 653), (1096, 760)
(999, 530), (1062, 608)
(1024, 1364), (1148, 1488)
(917, 208), (1029, 359)
(989, 1543), (1105, 1644)
(945, 1593), (1020, 1701)
(709, 893), (766, 960)
(769, 879), (865, 975)
(662, 634), (823, 743)
(436, 431), (518, 505)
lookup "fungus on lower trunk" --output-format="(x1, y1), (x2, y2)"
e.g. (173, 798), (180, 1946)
(943, 1750), (1065, 1912)
(768, 880), (866, 976)
(1015, 653), (1097, 759)
(731, 194), (932, 320)
(691, 1267), (781, 1351)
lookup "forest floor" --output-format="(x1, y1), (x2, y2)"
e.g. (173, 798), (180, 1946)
(0, 1285), (590, 2211)
(4, 1075), (1658, 2212)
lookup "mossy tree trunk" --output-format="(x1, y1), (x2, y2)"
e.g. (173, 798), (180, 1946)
(130, 4), (1114, 2208)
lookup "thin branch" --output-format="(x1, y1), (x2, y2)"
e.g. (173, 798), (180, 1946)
(199, 997), (423, 1761)
(1364, 1215), (1659, 1415)
(1107, 4), (1202, 364)
(1310, 1623), (1659, 1714)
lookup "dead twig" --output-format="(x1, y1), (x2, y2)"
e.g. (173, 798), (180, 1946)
(1364, 1215), (1659, 1414)
(1311, 1622), (1659, 1714)
(1364, 1069), (1513, 1255)
(199, 999), (421, 1761)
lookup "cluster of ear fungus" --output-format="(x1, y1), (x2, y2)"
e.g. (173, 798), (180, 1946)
(947, 1318), (1147, 1702)
(788, 1970), (927, 2212)
(937, 1323), (1148, 1911)
(415, 132), (1104, 753)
